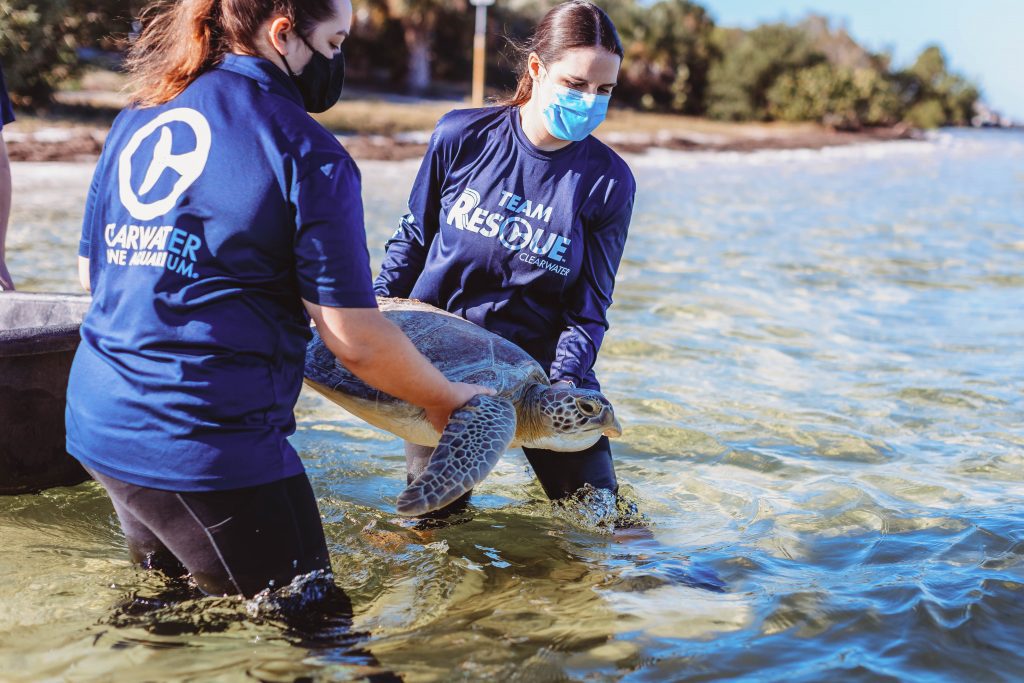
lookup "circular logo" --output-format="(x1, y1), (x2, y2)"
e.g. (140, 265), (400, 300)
(498, 216), (533, 251)
(118, 108), (212, 221)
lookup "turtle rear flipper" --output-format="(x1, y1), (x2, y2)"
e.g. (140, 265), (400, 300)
(396, 395), (516, 516)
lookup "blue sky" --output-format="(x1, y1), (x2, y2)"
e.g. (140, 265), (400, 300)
(706, 0), (1024, 120)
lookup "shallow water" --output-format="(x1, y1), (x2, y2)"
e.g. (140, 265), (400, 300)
(2, 129), (1023, 681)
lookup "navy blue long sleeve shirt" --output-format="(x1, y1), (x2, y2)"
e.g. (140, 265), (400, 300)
(374, 106), (634, 389)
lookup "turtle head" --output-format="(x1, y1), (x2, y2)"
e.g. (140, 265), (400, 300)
(522, 385), (622, 452)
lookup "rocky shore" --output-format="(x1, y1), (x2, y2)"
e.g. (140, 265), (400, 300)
(5, 128), (108, 163)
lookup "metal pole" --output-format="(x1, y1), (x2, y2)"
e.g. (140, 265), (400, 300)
(471, 2), (487, 107)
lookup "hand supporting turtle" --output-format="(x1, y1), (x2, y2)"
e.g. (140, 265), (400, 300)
(422, 381), (496, 435)
(304, 298), (623, 516)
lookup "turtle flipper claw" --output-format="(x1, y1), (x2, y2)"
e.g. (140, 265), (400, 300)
(396, 395), (516, 516)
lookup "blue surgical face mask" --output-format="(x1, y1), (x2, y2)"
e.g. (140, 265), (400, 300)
(541, 82), (610, 142)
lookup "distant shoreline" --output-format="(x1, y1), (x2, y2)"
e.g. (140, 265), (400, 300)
(5, 122), (924, 164)
(6, 86), (944, 163)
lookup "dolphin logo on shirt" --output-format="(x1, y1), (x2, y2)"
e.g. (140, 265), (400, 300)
(137, 126), (202, 196)
(118, 108), (212, 221)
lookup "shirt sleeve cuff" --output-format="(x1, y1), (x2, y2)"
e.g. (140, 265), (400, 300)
(78, 240), (91, 257)
(549, 368), (582, 386)
(300, 285), (379, 309)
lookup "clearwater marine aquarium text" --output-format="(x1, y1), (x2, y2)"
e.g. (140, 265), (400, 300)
(103, 223), (202, 279)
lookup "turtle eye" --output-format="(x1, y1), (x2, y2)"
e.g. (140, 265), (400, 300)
(576, 398), (600, 416)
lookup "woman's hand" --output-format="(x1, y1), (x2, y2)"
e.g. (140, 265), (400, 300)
(423, 381), (495, 434)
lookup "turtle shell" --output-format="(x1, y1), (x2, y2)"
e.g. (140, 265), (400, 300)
(304, 297), (549, 409)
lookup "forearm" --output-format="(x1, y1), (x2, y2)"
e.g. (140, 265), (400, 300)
(550, 323), (601, 385)
(78, 256), (91, 292)
(376, 127), (446, 297)
(304, 301), (456, 411)
(552, 195), (632, 383)
(0, 137), (11, 259)
(340, 323), (455, 410)
(373, 216), (429, 297)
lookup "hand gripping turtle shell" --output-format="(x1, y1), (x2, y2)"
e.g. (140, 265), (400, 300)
(303, 298), (623, 516)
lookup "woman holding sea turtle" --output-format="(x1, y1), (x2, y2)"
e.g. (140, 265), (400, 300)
(66, 0), (488, 597)
(374, 0), (635, 508)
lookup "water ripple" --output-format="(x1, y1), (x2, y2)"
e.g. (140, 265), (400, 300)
(3, 130), (1024, 679)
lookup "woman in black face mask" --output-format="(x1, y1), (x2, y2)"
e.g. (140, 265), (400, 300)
(70, 0), (489, 599)
(269, 14), (347, 113)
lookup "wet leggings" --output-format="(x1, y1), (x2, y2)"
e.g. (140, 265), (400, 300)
(405, 435), (617, 503)
(87, 468), (331, 598)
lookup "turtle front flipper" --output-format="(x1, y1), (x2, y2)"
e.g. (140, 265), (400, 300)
(396, 395), (516, 516)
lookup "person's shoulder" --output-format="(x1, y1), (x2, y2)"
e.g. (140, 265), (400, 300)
(263, 98), (346, 164)
(292, 130), (358, 186)
(125, 70), (353, 181)
(202, 69), (351, 171)
(99, 104), (155, 156)
(195, 66), (309, 130)
(584, 135), (636, 193)
(432, 105), (512, 147)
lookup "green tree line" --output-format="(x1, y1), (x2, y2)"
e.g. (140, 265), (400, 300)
(0, 0), (979, 128)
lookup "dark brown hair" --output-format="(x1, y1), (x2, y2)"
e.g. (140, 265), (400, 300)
(502, 0), (624, 107)
(125, 0), (336, 107)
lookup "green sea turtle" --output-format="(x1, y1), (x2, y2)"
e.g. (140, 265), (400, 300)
(303, 297), (622, 516)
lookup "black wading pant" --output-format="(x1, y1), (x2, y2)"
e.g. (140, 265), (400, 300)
(87, 467), (331, 597)
(405, 435), (617, 506)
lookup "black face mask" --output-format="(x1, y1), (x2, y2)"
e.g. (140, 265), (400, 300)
(279, 32), (345, 113)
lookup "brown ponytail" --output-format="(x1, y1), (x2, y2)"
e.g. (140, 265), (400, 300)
(125, 0), (336, 107)
(501, 0), (624, 108)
